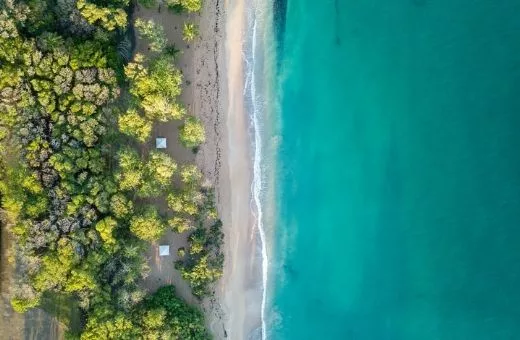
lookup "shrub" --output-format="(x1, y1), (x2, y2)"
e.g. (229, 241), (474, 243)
(179, 116), (205, 149)
(129, 206), (166, 241)
(182, 23), (199, 42)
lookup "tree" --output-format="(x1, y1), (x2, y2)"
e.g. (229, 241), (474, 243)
(180, 164), (203, 187)
(117, 147), (144, 191)
(179, 116), (205, 149)
(182, 23), (199, 42)
(149, 55), (183, 99)
(168, 216), (194, 233)
(118, 109), (152, 142)
(129, 206), (166, 241)
(76, 0), (128, 31)
(146, 151), (177, 186)
(141, 95), (185, 122)
(11, 296), (41, 313)
(95, 217), (118, 250)
(81, 313), (139, 340)
(134, 18), (167, 52)
(180, 256), (222, 297)
(166, 0), (202, 12)
(142, 285), (209, 339)
(125, 54), (184, 123)
(167, 189), (202, 216)
(110, 193), (134, 219)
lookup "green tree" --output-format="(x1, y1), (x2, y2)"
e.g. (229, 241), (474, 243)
(125, 54), (184, 122)
(11, 296), (41, 313)
(180, 164), (203, 187)
(180, 256), (222, 297)
(179, 116), (205, 149)
(182, 23), (199, 42)
(134, 18), (167, 52)
(77, 0), (128, 31)
(166, 0), (202, 12)
(168, 216), (194, 233)
(117, 147), (144, 191)
(167, 189), (202, 216)
(129, 206), (166, 241)
(147, 151), (177, 186)
(142, 285), (209, 339)
(81, 313), (138, 340)
(110, 193), (134, 219)
(118, 109), (152, 142)
(149, 56), (183, 99)
(95, 217), (118, 250)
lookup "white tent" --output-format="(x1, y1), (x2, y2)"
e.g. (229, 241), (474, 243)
(159, 245), (170, 256)
(156, 137), (167, 149)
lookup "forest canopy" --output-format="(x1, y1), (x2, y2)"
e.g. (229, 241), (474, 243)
(0, 0), (221, 337)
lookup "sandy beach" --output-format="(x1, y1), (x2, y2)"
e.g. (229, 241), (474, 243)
(191, 0), (263, 337)
(134, 0), (262, 339)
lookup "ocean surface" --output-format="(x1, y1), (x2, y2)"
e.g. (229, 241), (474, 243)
(259, 0), (520, 339)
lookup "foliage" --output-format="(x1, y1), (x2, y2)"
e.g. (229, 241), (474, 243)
(138, 0), (158, 8)
(179, 115), (206, 148)
(129, 206), (166, 241)
(118, 109), (152, 142)
(180, 164), (203, 188)
(167, 189), (203, 216)
(11, 295), (41, 313)
(125, 54), (185, 122)
(116, 147), (177, 198)
(134, 18), (167, 52)
(109, 193), (133, 220)
(176, 220), (224, 297)
(116, 147), (145, 191)
(0, 1), (222, 336)
(175, 191), (224, 297)
(166, 0), (203, 13)
(77, 0), (128, 31)
(168, 216), (194, 233)
(182, 23), (199, 42)
(139, 285), (209, 339)
(81, 285), (209, 340)
(95, 217), (118, 251)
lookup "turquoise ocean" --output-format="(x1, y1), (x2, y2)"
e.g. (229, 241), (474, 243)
(255, 0), (520, 339)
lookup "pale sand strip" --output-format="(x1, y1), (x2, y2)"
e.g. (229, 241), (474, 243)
(198, 0), (263, 338)
(213, 0), (263, 338)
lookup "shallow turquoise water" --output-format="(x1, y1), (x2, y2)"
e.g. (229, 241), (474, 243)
(270, 0), (520, 339)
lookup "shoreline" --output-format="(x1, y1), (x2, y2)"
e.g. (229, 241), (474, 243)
(197, 0), (264, 338)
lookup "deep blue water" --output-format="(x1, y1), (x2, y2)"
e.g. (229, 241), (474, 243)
(270, 0), (520, 339)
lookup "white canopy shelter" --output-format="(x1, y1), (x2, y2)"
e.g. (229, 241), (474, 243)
(156, 137), (167, 149)
(159, 245), (170, 256)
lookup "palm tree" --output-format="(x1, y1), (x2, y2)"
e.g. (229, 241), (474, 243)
(182, 23), (199, 42)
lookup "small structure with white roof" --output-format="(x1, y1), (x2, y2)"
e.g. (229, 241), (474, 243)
(159, 245), (170, 257)
(156, 137), (167, 149)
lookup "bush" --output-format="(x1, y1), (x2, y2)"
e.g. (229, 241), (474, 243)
(166, 0), (202, 12)
(134, 18), (167, 52)
(182, 23), (199, 42)
(129, 206), (166, 241)
(118, 109), (152, 142)
(179, 116), (205, 148)
(11, 296), (41, 313)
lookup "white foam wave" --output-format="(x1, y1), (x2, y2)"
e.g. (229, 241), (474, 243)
(244, 0), (279, 337)
(250, 15), (269, 340)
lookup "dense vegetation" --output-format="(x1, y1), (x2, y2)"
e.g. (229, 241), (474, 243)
(0, 0), (222, 338)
